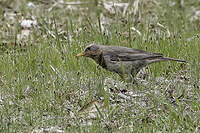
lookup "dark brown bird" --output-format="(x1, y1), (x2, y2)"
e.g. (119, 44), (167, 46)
(77, 43), (186, 80)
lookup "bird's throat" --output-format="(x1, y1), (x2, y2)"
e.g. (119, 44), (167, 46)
(92, 53), (107, 69)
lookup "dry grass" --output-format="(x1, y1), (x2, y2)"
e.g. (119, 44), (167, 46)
(0, 0), (199, 132)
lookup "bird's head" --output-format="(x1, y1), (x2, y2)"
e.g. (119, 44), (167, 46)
(76, 44), (102, 59)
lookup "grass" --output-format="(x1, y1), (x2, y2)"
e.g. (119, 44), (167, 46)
(0, 0), (200, 132)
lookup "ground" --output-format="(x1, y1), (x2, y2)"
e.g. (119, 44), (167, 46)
(0, 0), (199, 132)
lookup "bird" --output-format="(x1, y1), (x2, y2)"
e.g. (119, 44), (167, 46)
(76, 43), (186, 81)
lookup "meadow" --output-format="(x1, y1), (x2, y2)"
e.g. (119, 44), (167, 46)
(0, 0), (199, 132)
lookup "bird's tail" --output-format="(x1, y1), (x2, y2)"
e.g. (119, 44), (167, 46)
(161, 57), (186, 63)
(148, 57), (187, 64)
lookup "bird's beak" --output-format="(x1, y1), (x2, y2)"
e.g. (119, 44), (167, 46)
(76, 52), (86, 57)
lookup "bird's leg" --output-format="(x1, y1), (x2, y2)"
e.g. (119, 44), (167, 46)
(125, 74), (139, 89)
(120, 74), (131, 89)
(131, 69), (140, 84)
(119, 73), (132, 83)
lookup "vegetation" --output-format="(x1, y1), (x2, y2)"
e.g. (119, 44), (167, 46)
(0, 0), (199, 132)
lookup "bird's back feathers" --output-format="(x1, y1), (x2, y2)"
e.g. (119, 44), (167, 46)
(99, 45), (185, 63)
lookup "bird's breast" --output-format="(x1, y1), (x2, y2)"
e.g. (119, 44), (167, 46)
(97, 54), (107, 69)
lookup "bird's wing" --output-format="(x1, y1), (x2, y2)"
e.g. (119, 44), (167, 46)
(110, 53), (163, 61)
(102, 46), (163, 61)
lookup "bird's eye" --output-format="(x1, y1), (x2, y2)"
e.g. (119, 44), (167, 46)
(86, 47), (91, 51)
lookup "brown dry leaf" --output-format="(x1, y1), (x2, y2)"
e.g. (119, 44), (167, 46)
(78, 99), (104, 119)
